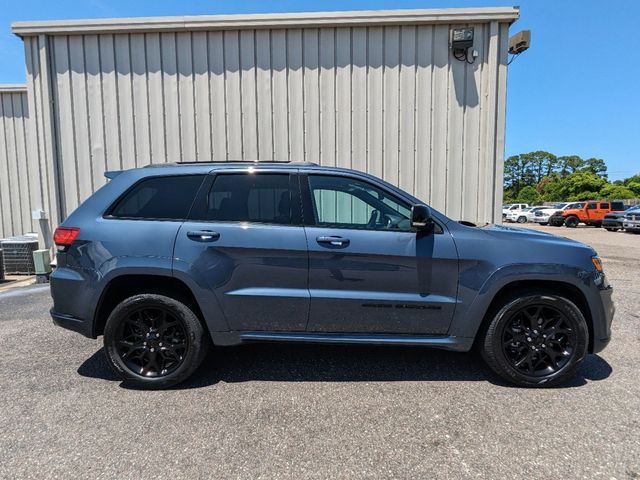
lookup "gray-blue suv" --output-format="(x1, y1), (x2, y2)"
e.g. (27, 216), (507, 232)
(50, 162), (614, 389)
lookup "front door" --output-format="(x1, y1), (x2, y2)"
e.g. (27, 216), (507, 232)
(174, 170), (309, 331)
(302, 173), (459, 335)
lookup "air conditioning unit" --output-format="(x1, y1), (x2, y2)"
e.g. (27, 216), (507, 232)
(0, 236), (39, 275)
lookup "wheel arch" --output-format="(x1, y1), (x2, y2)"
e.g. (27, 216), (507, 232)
(473, 279), (594, 353)
(93, 274), (207, 338)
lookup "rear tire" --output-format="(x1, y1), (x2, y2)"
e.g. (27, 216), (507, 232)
(104, 294), (209, 389)
(564, 216), (579, 228)
(481, 292), (588, 388)
(517, 216), (527, 224)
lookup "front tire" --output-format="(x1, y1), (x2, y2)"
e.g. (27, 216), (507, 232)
(481, 292), (588, 387)
(517, 216), (527, 223)
(564, 216), (579, 228)
(104, 294), (209, 389)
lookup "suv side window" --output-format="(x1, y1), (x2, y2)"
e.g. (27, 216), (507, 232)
(600, 202), (610, 209)
(108, 175), (205, 220)
(307, 174), (412, 231)
(611, 201), (624, 211)
(587, 202), (598, 209)
(193, 173), (292, 224)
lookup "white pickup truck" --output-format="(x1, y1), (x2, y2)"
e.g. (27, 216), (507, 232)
(505, 206), (547, 223)
(502, 203), (529, 220)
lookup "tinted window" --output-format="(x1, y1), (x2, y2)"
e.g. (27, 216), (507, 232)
(110, 175), (205, 220)
(611, 202), (624, 211)
(600, 202), (609, 209)
(587, 202), (597, 209)
(195, 174), (292, 224)
(308, 175), (411, 231)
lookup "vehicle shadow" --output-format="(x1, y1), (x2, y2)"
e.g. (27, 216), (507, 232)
(77, 343), (612, 390)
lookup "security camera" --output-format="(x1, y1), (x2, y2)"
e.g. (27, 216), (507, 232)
(509, 30), (531, 55)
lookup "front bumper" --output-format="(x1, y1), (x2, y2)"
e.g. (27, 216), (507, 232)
(548, 215), (565, 226)
(602, 218), (623, 228)
(533, 214), (551, 223)
(623, 219), (640, 231)
(591, 281), (614, 354)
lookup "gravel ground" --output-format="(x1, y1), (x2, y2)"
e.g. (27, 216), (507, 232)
(0, 224), (638, 479)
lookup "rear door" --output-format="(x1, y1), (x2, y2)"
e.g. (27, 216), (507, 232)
(173, 170), (309, 332)
(301, 172), (459, 334)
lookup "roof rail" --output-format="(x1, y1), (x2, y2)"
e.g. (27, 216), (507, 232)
(144, 160), (320, 167)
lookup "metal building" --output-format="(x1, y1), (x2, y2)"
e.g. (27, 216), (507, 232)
(1, 7), (518, 239)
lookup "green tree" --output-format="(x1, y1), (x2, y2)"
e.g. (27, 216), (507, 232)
(515, 185), (541, 205)
(504, 151), (558, 197)
(557, 155), (584, 176)
(599, 184), (635, 200)
(581, 158), (607, 178)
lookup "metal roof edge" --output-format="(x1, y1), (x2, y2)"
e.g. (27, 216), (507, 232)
(0, 84), (28, 93)
(12, 7), (519, 37)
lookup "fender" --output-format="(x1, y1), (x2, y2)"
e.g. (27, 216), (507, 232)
(448, 262), (597, 340)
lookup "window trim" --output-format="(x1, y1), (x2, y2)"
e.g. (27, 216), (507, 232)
(300, 172), (443, 234)
(186, 171), (304, 227)
(103, 174), (207, 222)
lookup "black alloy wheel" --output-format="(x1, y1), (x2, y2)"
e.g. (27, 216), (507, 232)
(104, 294), (209, 389)
(481, 292), (588, 387)
(115, 306), (188, 377)
(501, 304), (577, 377)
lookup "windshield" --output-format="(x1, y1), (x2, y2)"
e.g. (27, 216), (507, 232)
(552, 203), (567, 209)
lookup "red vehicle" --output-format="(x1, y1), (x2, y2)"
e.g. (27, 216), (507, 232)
(548, 201), (626, 228)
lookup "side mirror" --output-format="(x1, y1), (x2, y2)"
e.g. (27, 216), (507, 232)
(411, 205), (434, 233)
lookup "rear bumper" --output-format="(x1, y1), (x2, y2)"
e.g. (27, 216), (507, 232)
(51, 310), (94, 338)
(50, 266), (99, 338)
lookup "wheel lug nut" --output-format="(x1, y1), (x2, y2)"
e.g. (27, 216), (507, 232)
(159, 342), (163, 347)
(542, 344), (546, 348)
(143, 342), (147, 346)
(527, 337), (532, 342)
(150, 347), (155, 352)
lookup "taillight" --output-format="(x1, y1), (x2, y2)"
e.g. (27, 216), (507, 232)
(53, 227), (80, 247)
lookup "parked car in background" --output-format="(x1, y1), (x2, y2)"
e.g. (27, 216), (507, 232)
(603, 205), (640, 232)
(505, 206), (545, 223)
(549, 201), (625, 228)
(49, 162), (613, 389)
(622, 207), (640, 233)
(533, 202), (571, 225)
(502, 203), (529, 220)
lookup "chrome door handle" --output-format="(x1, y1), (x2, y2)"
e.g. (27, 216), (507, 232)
(187, 230), (220, 242)
(316, 236), (350, 247)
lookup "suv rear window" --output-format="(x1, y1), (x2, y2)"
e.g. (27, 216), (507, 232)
(109, 175), (205, 220)
(600, 202), (609, 209)
(194, 173), (292, 224)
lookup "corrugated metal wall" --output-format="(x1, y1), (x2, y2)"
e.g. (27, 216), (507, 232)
(17, 12), (510, 230)
(0, 87), (40, 239)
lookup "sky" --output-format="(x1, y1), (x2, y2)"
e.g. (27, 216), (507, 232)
(0, 0), (638, 180)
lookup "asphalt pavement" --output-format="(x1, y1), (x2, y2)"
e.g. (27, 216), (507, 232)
(0, 224), (638, 479)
